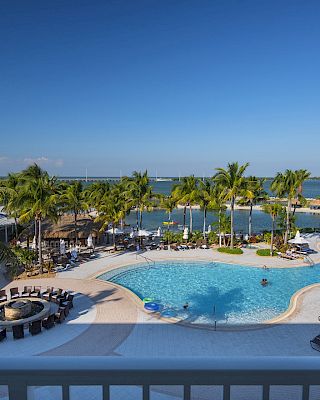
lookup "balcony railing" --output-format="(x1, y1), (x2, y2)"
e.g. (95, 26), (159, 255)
(1, 356), (320, 400)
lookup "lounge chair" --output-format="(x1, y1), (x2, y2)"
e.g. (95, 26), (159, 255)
(51, 288), (64, 303)
(30, 286), (41, 298)
(54, 310), (65, 324)
(10, 287), (20, 300)
(42, 287), (54, 301)
(277, 252), (295, 260)
(12, 324), (24, 339)
(59, 302), (70, 317)
(310, 335), (320, 351)
(66, 293), (74, 309)
(42, 314), (55, 329)
(29, 320), (42, 335)
(0, 328), (6, 342)
(0, 290), (7, 302)
(21, 286), (32, 298)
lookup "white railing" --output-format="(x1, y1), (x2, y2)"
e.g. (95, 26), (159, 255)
(0, 357), (320, 400)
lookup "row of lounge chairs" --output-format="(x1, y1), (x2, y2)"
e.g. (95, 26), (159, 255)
(0, 287), (74, 341)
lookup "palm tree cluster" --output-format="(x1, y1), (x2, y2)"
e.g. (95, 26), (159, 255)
(0, 162), (312, 268)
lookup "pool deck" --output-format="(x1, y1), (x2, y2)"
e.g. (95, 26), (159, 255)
(1, 233), (320, 358)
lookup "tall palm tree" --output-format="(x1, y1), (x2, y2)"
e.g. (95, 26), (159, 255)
(197, 179), (217, 239)
(160, 195), (177, 230)
(271, 169), (310, 244)
(172, 176), (198, 233)
(214, 162), (249, 248)
(292, 169), (311, 216)
(85, 181), (110, 209)
(95, 183), (128, 250)
(60, 181), (89, 244)
(127, 171), (153, 230)
(0, 173), (22, 239)
(18, 164), (60, 272)
(239, 176), (268, 238)
(262, 203), (283, 256)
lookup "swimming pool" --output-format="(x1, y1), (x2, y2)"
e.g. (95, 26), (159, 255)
(98, 261), (320, 325)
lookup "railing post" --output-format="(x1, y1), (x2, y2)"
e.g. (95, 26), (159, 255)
(8, 384), (27, 400)
(142, 385), (150, 400)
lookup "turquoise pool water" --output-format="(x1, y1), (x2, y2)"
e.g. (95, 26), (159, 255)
(98, 262), (320, 325)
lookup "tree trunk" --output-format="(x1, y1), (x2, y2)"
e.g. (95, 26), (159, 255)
(38, 218), (43, 274)
(34, 217), (38, 250)
(74, 210), (78, 244)
(218, 209), (222, 247)
(230, 197), (235, 248)
(136, 207), (139, 231)
(139, 209), (143, 230)
(284, 198), (291, 244)
(14, 217), (18, 239)
(183, 206), (186, 229)
(270, 216), (275, 256)
(203, 207), (207, 239)
(189, 205), (193, 233)
(248, 201), (253, 238)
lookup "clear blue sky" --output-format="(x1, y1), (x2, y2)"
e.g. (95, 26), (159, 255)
(1, 0), (320, 177)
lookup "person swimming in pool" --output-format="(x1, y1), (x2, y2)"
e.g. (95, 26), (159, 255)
(261, 278), (268, 286)
(183, 302), (189, 310)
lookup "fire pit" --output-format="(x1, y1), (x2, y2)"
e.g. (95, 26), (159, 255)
(4, 300), (32, 321)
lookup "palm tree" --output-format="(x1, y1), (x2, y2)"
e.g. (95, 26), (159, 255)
(292, 169), (311, 216)
(60, 181), (89, 244)
(239, 176), (268, 238)
(127, 171), (153, 230)
(214, 162), (249, 248)
(85, 181), (110, 209)
(95, 183), (128, 250)
(160, 195), (177, 230)
(197, 179), (217, 239)
(0, 173), (21, 239)
(172, 176), (198, 233)
(262, 203), (283, 256)
(271, 169), (310, 244)
(18, 164), (60, 272)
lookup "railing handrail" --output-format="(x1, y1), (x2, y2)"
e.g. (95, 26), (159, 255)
(135, 253), (155, 265)
(1, 357), (320, 399)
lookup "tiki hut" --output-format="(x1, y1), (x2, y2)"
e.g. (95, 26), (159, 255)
(42, 214), (102, 249)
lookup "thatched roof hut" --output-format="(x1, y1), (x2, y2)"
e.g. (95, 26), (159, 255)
(42, 214), (101, 240)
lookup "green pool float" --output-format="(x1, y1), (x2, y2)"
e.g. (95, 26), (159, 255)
(143, 297), (153, 303)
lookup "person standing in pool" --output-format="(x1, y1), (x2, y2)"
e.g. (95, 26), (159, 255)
(183, 302), (189, 310)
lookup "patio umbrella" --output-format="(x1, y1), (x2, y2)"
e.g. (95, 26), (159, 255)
(183, 227), (189, 240)
(207, 225), (212, 233)
(156, 227), (162, 237)
(288, 231), (309, 245)
(31, 236), (37, 250)
(59, 239), (66, 255)
(87, 234), (93, 248)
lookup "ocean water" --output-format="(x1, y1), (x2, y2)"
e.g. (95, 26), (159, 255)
(99, 261), (320, 325)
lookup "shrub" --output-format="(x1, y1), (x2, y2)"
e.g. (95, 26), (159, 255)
(217, 247), (243, 255)
(256, 249), (277, 256)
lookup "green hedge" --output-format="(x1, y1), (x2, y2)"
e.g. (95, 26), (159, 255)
(217, 247), (243, 255)
(256, 249), (277, 256)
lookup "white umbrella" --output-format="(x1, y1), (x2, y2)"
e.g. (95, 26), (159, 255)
(106, 227), (124, 235)
(59, 239), (66, 255)
(137, 229), (152, 237)
(207, 225), (212, 233)
(31, 236), (37, 250)
(156, 227), (162, 237)
(288, 231), (309, 245)
(87, 234), (93, 248)
(183, 227), (189, 240)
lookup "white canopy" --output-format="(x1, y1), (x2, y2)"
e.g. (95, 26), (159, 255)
(106, 227), (124, 235)
(156, 227), (162, 237)
(288, 231), (309, 245)
(207, 225), (212, 233)
(183, 227), (189, 240)
(31, 236), (37, 250)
